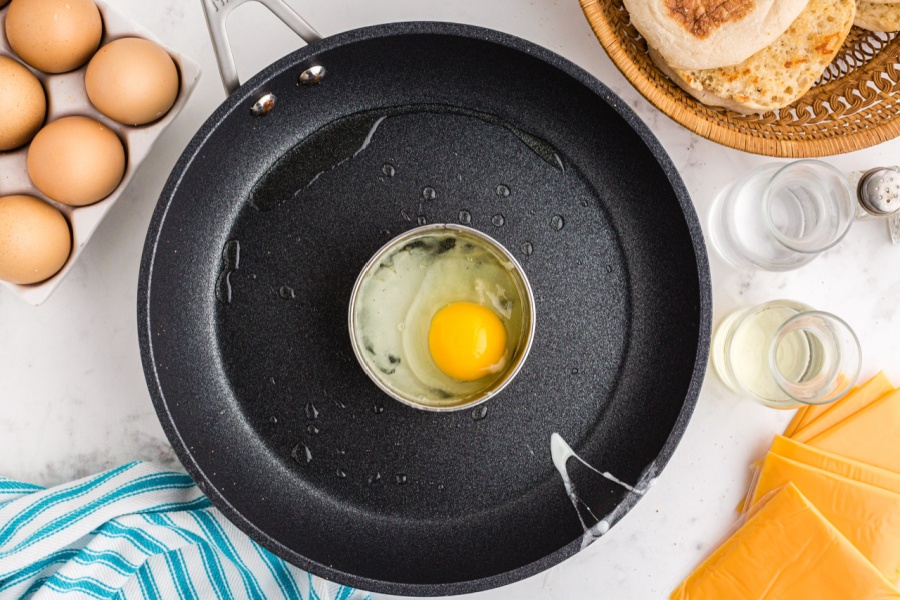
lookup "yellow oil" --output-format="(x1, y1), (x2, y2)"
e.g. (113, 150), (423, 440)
(712, 301), (813, 407)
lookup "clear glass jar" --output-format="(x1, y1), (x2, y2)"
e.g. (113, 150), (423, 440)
(709, 161), (856, 270)
(712, 300), (861, 408)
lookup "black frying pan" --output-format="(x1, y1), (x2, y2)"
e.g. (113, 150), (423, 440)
(139, 0), (711, 595)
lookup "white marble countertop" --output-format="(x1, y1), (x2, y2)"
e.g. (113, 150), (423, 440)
(1, 0), (898, 598)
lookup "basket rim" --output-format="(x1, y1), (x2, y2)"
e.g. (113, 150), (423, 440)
(579, 0), (900, 157)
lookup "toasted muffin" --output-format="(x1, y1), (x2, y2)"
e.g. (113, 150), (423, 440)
(624, 0), (811, 70)
(856, 2), (900, 32)
(651, 0), (856, 114)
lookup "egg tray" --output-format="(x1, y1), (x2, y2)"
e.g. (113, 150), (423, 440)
(0, 0), (200, 306)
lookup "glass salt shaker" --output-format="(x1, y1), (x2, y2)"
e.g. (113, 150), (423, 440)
(848, 167), (900, 245)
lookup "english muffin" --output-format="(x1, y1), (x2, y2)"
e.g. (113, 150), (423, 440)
(624, 0), (810, 70)
(651, 0), (856, 113)
(856, 2), (900, 32)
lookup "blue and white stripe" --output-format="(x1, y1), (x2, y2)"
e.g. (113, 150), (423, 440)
(0, 463), (371, 600)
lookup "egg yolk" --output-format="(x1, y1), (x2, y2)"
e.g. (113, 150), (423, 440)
(428, 302), (507, 382)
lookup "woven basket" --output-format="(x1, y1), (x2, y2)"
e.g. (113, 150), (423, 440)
(581, 0), (900, 157)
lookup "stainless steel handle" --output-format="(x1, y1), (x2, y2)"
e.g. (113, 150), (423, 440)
(201, 0), (322, 95)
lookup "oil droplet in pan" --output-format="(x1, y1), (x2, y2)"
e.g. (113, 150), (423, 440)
(495, 184), (510, 197)
(291, 443), (312, 466)
(249, 106), (565, 211)
(491, 214), (505, 227)
(215, 274), (232, 304)
(216, 240), (240, 304)
(422, 187), (436, 200)
(305, 402), (319, 420)
(472, 405), (488, 421)
(382, 163), (396, 177)
(551, 215), (565, 231)
(395, 474), (408, 485)
(553, 153), (566, 172)
(458, 210), (472, 225)
(521, 242), (533, 256)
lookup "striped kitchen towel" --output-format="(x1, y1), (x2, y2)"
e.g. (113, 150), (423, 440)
(0, 462), (371, 600)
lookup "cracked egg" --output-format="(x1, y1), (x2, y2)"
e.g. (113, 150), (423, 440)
(349, 224), (535, 411)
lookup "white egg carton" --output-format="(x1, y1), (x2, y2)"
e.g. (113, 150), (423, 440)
(0, 0), (200, 305)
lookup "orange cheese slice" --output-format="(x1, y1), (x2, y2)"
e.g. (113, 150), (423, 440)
(784, 374), (866, 438)
(749, 452), (900, 582)
(783, 405), (810, 437)
(807, 388), (900, 473)
(792, 372), (893, 443)
(672, 483), (900, 600)
(770, 435), (900, 495)
(784, 382), (861, 437)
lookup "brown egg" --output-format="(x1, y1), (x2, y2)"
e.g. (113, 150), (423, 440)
(5, 0), (102, 73)
(0, 195), (71, 284)
(27, 116), (126, 206)
(86, 38), (180, 126)
(0, 56), (46, 151)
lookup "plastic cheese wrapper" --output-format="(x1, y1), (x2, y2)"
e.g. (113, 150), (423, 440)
(745, 451), (900, 582)
(671, 483), (900, 600)
(769, 435), (900, 495)
(806, 388), (900, 473)
(790, 372), (894, 443)
(783, 373), (871, 439)
(782, 403), (816, 438)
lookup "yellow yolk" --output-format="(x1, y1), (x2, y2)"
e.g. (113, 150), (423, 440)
(428, 302), (507, 382)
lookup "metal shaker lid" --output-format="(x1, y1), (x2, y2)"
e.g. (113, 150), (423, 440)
(857, 168), (900, 216)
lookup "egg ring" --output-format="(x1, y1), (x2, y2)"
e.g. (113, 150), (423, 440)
(350, 224), (535, 410)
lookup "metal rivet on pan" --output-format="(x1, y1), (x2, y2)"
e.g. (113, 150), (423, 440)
(299, 65), (326, 85)
(251, 93), (277, 117)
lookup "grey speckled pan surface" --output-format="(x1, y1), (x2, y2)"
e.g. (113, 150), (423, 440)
(138, 22), (712, 596)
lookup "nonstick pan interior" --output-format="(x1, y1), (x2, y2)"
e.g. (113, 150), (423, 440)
(139, 23), (711, 596)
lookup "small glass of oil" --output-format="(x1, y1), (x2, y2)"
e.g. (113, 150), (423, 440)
(712, 300), (861, 408)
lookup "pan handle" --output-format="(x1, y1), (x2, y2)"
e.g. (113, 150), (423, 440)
(201, 0), (322, 95)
